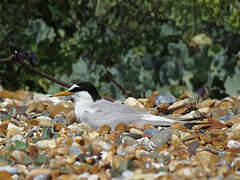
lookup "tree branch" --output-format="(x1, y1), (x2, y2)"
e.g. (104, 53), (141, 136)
(16, 58), (71, 88)
(0, 54), (15, 63)
(0, 51), (71, 88)
(105, 71), (132, 98)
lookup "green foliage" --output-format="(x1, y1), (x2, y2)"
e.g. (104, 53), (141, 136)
(34, 154), (48, 165)
(0, 114), (11, 121)
(0, 1), (240, 98)
(32, 128), (55, 143)
(10, 140), (28, 152)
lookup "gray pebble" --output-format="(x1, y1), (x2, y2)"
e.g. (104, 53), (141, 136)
(151, 129), (172, 148)
(155, 93), (176, 106)
(0, 166), (18, 175)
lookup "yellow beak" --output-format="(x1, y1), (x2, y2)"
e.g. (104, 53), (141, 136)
(52, 90), (72, 97)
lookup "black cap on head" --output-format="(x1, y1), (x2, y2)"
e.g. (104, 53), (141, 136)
(69, 82), (102, 101)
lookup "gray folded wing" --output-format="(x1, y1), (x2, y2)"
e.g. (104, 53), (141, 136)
(80, 99), (192, 129)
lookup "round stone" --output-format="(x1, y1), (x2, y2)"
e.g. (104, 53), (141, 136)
(154, 93), (176, 106)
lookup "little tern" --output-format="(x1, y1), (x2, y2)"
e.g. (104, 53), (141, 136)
(52, 82), (201, 129)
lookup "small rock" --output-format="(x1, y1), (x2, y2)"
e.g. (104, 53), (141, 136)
(114, 122), (127, 132)
(179, 132), (192, 141)
(0, 166), (18, 175)
(197, 99), (216, 108)
(145, 91), (160, 108)
(154, 93), (176, 106)
(137, 98), (147, 105)
(151, 129), (172, 148)
(7, 123), (22, 138)
(88, 174), (99, 180)
(36, 139), (56, 149)
(129, 128), (144, 135)
(26, 169), (50, 180)
(54, 123), (66, 131)
(144, 128), (159, 136)
(69, 145), (83, 156)
(168, 99), (187, 111)
(122, 170), (134, 179)
(226, 115), (240, 126)
(92, 140), (112, 151)
(122, 136), (138, 146)
(198, 107), (210, 113)
(217, 110), (234, 121)
(156, 103), (170, 114)
(9, 135), (25, 144)
(38, 118), (54, 128)
(172, 107), (189, 115)
(123, 133), (142, 139)
(0, 171), (13, 180)
(65, 111), (76, 125)
(218, 100), (234, 109)
(47, 101), (73, 118)
(98, 125), (111, 135)
(11, 150), (31, 162)
(227, 140), (240, 149)
(126, 173), (156, 180)
(53, 115), (67, 124)
(137, 137), (156, 150)
(124, 97), (144, 108)
(170, 122), (187, 132)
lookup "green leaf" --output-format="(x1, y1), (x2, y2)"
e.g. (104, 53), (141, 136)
(224, 73), (240, 96)
(14, 140), (28, 151)
(1, 114), (11, 121)
(34, 154), (48, 165)
(23, 155), (32, 164)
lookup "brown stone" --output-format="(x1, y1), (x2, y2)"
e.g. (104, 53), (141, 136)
(171, 147), (190, 160)
(226, 115), (240, 126)
(156, 103), (170, 114)
(98, 125), (111, 135)
(197, 99), (216, 109)
(170, 122), (188, 132)
(145, 91), (160, 108)
(179, 94), (190, 100)
(54, 123), (66, 131)
(168, 100), (187, 111)
(172, 107), (189, 115)
(0, 89), (32, 102)
(114, 122), (127, 132)
(0, 171), (13, 180)
(47, 102), (73, 118)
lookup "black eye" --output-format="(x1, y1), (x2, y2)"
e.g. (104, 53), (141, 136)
(69, 87), (81, 92)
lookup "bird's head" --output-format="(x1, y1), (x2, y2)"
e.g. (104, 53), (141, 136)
(52, 82), (101, 102)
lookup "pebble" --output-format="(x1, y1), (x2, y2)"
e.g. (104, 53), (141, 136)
(0, 166), (18, 175)
(69, 145), (83, 156)
(7, 123), (22, 138)
(53, 115), (67, 124)
(168, 99), (187, 111)
(97, 125), (111, 135)
(114, 122), (127, 132)
(129, 128), (144, 135)
(38, 118), (54, 128)
(143, 128), (159, 136)
(145, 91), (160, 108)
(151, 129), (172, 148)
(124, 97), (144, 108)
(9, 135), (25, 143)
(122, 136), (138, 146)
(154, 93), (176, 106)
(36, 139), (56, 149)
(0, 171), (13, 180)
(227, 139), (240, 149)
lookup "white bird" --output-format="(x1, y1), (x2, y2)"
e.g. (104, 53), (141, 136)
(52, 82), (202, 129)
